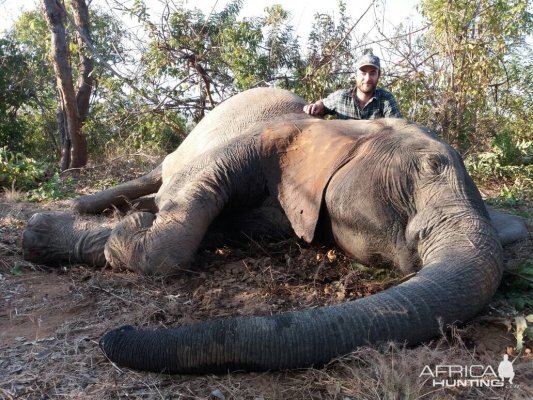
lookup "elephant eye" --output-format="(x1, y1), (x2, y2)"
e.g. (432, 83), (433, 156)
(423, 154), (449, 175)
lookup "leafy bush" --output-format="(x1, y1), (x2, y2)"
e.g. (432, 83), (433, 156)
(501, 262), (533, 310)
(465, 133), (532, 201)
(498, 176), (533, 203)
(493, 131), (527, 166)
(84, 98), (188, 161)
(27, 173), (76, 202)
(0, 146), (48, 190)
(0, 147), (75, 201)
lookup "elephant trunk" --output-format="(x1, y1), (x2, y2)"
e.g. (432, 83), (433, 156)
(99, 213), (503, 374)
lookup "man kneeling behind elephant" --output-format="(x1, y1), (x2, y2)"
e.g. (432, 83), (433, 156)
(22, 87), (527, 374)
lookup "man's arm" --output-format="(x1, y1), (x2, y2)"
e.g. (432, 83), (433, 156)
(303, 100), (326, 116)
(304, 90), (341, 117)
(383, 91), (403, 118)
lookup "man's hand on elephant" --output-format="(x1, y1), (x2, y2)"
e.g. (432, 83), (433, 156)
(303, 101), (325, 117)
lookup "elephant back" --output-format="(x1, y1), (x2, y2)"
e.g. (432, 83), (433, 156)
(161, 88), (308, 180)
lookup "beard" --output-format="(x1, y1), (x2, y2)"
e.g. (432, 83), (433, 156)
(357, 81), (376, 94)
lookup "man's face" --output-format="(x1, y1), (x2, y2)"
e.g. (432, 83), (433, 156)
(356, 66), (380, 94)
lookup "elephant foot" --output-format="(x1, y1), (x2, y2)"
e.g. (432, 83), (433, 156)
(22, 212), (111, 266)
(104, 211), (197, 276)
(104, 212), (160, 274)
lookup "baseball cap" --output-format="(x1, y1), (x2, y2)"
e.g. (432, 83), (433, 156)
(355, 50), (380, 71)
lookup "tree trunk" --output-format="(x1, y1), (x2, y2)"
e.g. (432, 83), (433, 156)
(71, 0), (94, 123)
(56, 106), (70, 170)
(42, 0), (93, 170)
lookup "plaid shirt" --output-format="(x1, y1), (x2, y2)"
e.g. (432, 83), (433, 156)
(322, 88), (402, 120)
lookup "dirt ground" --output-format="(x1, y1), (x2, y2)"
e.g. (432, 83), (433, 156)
(0, 183), (532, 399)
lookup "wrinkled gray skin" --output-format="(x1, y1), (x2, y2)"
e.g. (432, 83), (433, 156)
(22, 88), (527, 374)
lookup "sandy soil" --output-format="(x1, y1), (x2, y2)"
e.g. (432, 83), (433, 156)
(0, 193), (531, 399)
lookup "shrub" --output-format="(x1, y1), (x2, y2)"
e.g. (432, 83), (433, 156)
(27, 172), (76, 202)
(0, 146), (49, 190)
(465, 133), (532, 178)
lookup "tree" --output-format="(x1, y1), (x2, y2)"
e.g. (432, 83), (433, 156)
(139, 0), (250, 120)
(295, 0), (368, 102)
(0, 38), (35, 153)
(0, 5), (131, 162)
(124, 0), (302, 120)
(416, 0), (531, 149)
(42, 0), (94, 170)
(261, 4), (301, 88)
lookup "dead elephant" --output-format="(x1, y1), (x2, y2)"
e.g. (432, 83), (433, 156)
(22, 87), (527, 374)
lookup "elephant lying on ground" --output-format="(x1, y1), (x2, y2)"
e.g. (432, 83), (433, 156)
(22, 88), (527, 374)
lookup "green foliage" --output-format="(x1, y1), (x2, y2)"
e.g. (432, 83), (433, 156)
(493, 132), (526, 166)
(27, 173), (76, 202)
(10, 263), (24, 276)
(296, 0), (354, 101)
(143, 0), (250, 98)
(9, 261), (36, 276)
(4, 10), (59, 157)
(0, 147), (48, 190)
(85, 95), (188, 158)
(1, 5), (134, 164)
(262, 5), (301, 73)
(501, 262), (533, 310)
(218, 20), (267, 89)
(497, 178), (533, 203)
(135, 0), (304, 120)
(414, 0), (532, 150)
(0, 36), (43, 154)
(467, 134), (531, 172)
(0, 147), (74, 201)
(466, 132), (532, 202)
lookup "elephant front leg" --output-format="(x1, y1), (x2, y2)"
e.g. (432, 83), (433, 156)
(103, 136), (266, 275)
(22, 212), (111, 266)
(103, 209), (211, 276)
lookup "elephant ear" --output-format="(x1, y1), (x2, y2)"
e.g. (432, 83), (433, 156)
(260, 121), (360, 242)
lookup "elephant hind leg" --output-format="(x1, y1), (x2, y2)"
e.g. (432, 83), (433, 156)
(71, 164), (162, 215)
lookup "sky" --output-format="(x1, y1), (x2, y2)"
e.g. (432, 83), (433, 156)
(189, 0), (421, 39)
(0, 0), (421, 43)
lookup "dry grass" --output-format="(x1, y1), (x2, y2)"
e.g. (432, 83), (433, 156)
(1, 166), (532, 400)
(2, 185), (26, 203)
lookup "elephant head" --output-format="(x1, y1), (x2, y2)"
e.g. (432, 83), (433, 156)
(99, 118), (505, 373)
